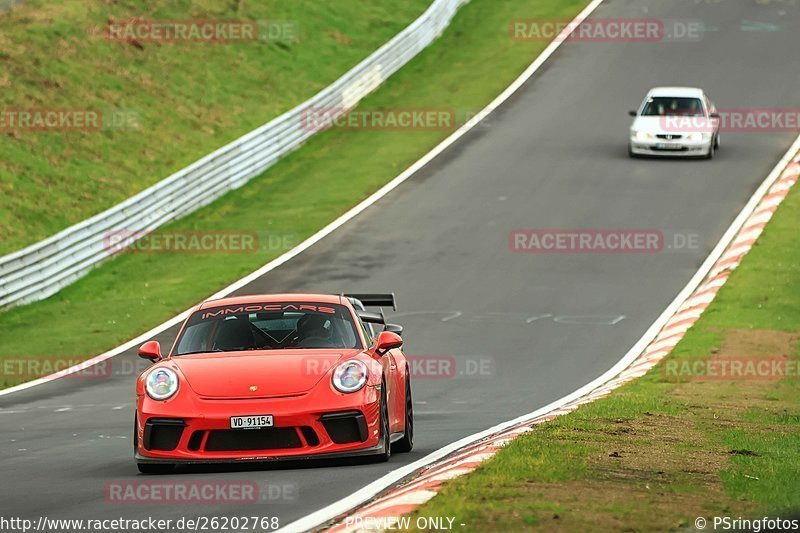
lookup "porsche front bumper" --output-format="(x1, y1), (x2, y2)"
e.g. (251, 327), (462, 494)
(135, 385), (383, 463)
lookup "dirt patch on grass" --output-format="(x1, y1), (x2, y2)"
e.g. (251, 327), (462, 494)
(499, 480), (723, 532)
(325, 30), (352, 45)
(671, 328), (800, 431)
(716, 328), (799, 358)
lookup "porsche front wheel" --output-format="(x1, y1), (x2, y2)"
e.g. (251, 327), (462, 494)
(392, 370), (414, 453)
(374, 381), (391, 462)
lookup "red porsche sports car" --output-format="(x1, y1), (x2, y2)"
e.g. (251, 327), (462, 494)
(134, 293), (412, 473)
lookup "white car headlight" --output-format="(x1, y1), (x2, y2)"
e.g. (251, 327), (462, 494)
(687, 132), (711, 141)
(632, 130), (652, 141)
(145, 367), (179, 400)
(332, 360), (368, 393)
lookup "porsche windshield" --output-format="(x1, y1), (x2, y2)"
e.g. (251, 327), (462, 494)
(173, 303), (362, 354)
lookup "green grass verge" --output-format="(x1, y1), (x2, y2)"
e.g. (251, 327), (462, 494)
(406, 163), (800, 529)
(0, 0), (431, 253)
(0, 0), (590, 389)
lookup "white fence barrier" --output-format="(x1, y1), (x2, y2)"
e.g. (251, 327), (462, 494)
(0, 0), (469, 309)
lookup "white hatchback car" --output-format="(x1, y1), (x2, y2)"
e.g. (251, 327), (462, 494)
(628, 87), (720, 159)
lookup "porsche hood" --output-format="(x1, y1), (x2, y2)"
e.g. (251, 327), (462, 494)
(172, 349), (361, 398)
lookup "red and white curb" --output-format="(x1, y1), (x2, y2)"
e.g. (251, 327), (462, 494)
(323, 152), (800, 532)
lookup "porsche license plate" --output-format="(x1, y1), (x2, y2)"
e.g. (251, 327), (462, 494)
(230, 415), (273, 430)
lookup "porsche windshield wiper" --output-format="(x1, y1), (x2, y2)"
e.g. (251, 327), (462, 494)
(174, 349), (223, 356)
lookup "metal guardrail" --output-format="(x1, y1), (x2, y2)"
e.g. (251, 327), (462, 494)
(0, 0), (468, 309)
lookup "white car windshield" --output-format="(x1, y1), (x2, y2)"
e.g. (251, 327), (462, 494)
(641, 97), (705, 117)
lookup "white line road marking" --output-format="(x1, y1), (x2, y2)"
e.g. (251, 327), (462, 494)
(526, 314), (553, 323)
(552, 315), (627, 325)
(389, 310), (461, 320)
(440, 312), (462, 322)
(395, 310), (626, 325)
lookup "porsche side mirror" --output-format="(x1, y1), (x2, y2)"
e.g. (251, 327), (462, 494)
(138, 340), (162, 363)
(628, 110), (637, 117)
(383, 323), (403, 337)
(710, 112), (720, 119)
(374, 331), (403, 355)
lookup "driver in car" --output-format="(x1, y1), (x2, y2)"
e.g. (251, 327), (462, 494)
(294, 314), (335, 348)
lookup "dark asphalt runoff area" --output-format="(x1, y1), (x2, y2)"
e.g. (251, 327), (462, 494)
(1, 0), (799, 530)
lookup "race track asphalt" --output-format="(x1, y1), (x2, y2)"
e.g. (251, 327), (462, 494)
(1, 0), (799, 530)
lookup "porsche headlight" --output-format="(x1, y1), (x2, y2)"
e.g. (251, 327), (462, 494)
(632, 130), (652, 141)
(145, 367), (179, 400)
(332, 360), (368, 393)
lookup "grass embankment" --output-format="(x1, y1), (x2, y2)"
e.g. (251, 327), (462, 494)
(407, 165), (800, 529)
(0, 0), (430, 253)
(0, 0), (589, 389)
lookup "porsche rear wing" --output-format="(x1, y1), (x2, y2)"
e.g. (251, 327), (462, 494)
(344, 293), (397, 311)
(344, 293), (403, 336)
